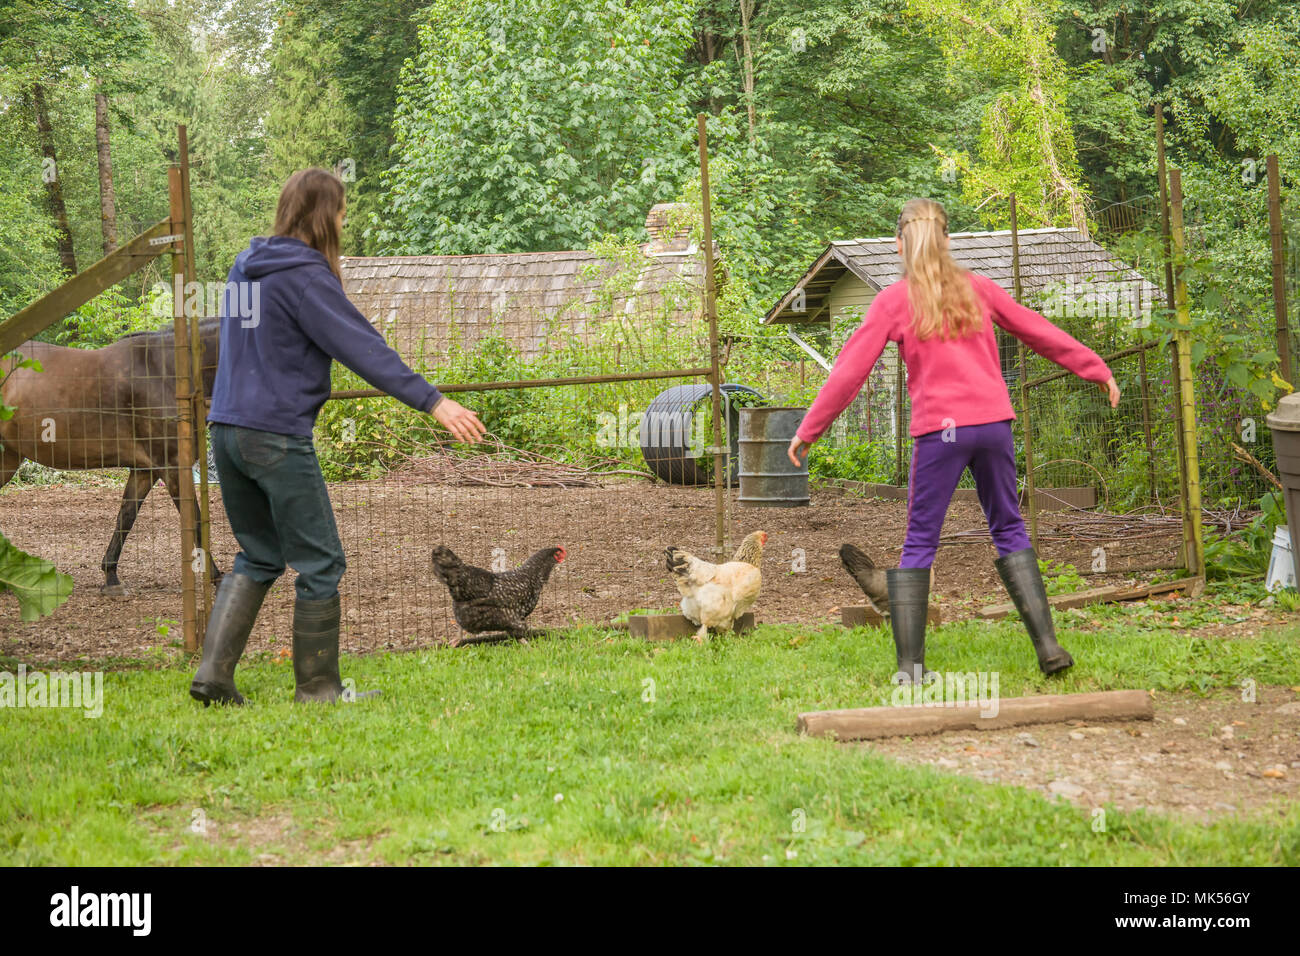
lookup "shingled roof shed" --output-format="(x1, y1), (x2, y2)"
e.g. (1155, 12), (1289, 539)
(340, 204), (710, 361)
(763, 227), (1164, 328)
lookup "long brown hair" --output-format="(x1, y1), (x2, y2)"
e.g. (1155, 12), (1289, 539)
(896, 198), (982, 340)
(273, 168), (345, 280)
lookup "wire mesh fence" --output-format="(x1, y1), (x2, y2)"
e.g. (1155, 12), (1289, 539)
(4, 143), (1297, 654)
(0, 322), (214, 656)
(223, 232), (734, 653)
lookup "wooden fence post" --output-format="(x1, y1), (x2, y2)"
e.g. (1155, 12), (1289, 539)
(1167, 169), (1206, 578)
(169, 164), (201, 652)
(1155, 104), (1192, 570)
(178, 126), (212, 630)
(1267, 154), (1293, 387)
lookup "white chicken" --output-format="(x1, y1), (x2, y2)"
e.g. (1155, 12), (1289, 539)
(664, 531), (767, 642)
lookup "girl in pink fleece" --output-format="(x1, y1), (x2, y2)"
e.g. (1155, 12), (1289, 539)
(788, 198), (1120, 682)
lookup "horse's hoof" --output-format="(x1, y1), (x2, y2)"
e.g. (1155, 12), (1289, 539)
(100, 584), (128, 598)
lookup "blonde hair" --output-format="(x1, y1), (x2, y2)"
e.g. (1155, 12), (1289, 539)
(896, 198), (982, 340)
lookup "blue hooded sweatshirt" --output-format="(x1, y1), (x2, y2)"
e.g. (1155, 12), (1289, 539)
(208, 236), (441, 437)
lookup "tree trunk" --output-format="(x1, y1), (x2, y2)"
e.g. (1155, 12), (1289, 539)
(738, 0), (757, 142)
(95, 85), (119, 255)
(31, 82), (78, 276)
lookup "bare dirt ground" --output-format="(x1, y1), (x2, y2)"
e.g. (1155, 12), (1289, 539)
(0, 475), (1283, 664)
(867, 685), (1300, 822)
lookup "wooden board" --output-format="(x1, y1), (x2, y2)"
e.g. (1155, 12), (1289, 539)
(628, 613), (756, 641)
(976, 576), (1205, 620)
(841, 604), (941, 627)
(797, 689), (1153, 741)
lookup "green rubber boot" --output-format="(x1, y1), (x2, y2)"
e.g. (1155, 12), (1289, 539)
(190, 573), (271, 706)
(886, 567), (937, 685)
(995, 548), (1074, 676)
(292, 595), (376, 703)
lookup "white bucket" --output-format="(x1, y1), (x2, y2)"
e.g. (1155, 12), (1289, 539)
(1266, 526), (1296, 593)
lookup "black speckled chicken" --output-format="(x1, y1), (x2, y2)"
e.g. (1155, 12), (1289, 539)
(839, 543), (890, 615)
(431, 545), (565, 642)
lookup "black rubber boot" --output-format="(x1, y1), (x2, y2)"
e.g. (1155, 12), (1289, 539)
(292, 595), (376, 703)
(995, 547), (1074, 676)
(190, 573), (271, 706)
(886, 567), (936, 685)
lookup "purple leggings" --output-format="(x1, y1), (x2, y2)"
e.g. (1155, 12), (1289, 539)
(899, 419), (1031, 569)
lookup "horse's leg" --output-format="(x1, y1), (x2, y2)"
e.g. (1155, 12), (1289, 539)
(101, 468), (157, 597)
(161, 465), (223, 586)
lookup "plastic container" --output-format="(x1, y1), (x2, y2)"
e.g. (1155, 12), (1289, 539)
(1266, 393), (1300, 590)
(1266, 526), (1296, 593)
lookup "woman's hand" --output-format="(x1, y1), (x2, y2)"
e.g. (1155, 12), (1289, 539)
(431, 397), (487, 444)
(788, 435), (812, 467)
(1100, 376), (1121, 409)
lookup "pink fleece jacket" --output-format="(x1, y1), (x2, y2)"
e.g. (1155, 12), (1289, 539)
(798, 273), (1112, 441)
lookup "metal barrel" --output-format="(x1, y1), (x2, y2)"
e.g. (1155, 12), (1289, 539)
(738, 406), (809, 507)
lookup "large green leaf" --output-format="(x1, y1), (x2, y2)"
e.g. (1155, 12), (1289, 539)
(0, 532), (73, 622)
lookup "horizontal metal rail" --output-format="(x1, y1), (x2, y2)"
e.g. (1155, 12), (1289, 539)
(1022, 342), (1160, 390)
(329, 366), (713, 401)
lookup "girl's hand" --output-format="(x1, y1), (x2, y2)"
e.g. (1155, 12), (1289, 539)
(1100, 376), (1121, 409)
(788, 435), (812, 467)
(431, 397), (487, 444)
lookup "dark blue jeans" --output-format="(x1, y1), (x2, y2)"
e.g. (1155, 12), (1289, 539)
(210, 424), (345, 600)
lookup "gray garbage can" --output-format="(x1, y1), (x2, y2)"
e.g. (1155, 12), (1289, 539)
(1266, 392), (1300, 567)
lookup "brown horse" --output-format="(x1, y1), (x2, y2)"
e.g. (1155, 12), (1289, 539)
(0, 318), (223, 595)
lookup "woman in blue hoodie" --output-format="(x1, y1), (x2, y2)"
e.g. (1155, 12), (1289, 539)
(191, 168), (486, 705)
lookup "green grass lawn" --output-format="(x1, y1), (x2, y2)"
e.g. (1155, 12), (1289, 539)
(3, 618), (1299, 866)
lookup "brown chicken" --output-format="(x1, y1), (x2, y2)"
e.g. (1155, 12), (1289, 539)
(431, 545), (565, 643)
(664, 531), (767, 642)
(839, 543), (890, 615)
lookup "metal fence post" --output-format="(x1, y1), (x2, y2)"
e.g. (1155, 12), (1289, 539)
(1010, 195), (1039, 549)
(698, 114), (726, 560)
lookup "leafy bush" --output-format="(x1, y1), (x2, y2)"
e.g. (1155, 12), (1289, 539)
(1204, 490), (1285, 580)
(0, 530), (73, 621)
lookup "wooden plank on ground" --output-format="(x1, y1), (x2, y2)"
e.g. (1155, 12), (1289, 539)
(628, 613), (755, 641)
(976, 576), (1204, 620)
(797, 689), (1153, 741)
(841, 604), (941, 627)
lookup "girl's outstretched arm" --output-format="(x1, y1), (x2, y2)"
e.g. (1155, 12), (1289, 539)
(979, 275), (1120, 407)
(790, 295), (895, 465)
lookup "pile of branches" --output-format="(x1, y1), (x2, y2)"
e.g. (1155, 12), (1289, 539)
(387, 435), (652, 489)
(940, 505), (1257, 547)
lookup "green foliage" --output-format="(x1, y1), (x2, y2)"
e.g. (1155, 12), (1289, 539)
(0, 530), (73, 622)
(1204, 490), (1285, 580)
(53, 285), (168, 348)
(1038, 558), (1087, 595)
(375, 0), (700, 255)
(808, 438), (896, 484)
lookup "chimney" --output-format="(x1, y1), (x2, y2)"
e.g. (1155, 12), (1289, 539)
(642, 202), (693, 254)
